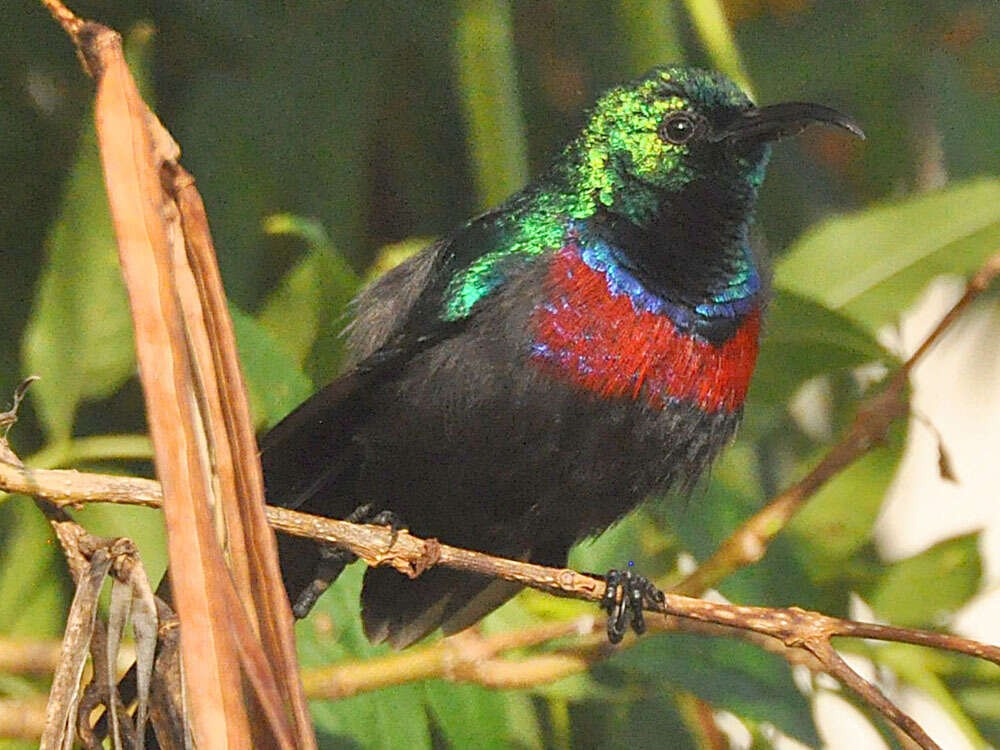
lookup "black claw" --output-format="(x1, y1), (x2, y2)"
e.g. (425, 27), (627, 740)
(292, 544), (356, 618)
(367, 510), (405, 548)
(291, 505), (405, 619)
(600, 568), (664, 644)
(345, 503), (376, 523)
(292, 580), (328, 619)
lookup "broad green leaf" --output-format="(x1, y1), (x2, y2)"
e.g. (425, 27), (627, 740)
(658, 466), (829, 612)
(72, 504), (167, 588)
(959, 682), (1000, 750)
(297, 567), (536, 750)
(503, 692), (545, 750)
(21, 27), (157, 442)
(22, 119), (133, 442)
(0, 740), (40, 750)
(788, 420), (907, 575)
(566, 695), (697, 750)
(297, 566), (432, 750)
(569, 509), (661, 578)
(310, 685), (431, 750)
(869, 534), (982, 628)
(752, 289), (891, 408)
(0, 498), (66, 636)
(260, 214), (360, 383)
(658, 472), (759, 563)
(775, 178), (1000, 332)
(742, 288), (894, 442)
(424, 682), (510, 750)
(363, 237), (431, 284)
(231, 306), (313, 429)
(962, 685), (1000, 720)
(605, 633), (819, 746)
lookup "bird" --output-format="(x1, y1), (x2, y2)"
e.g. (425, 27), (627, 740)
(262, 65), (863, 649)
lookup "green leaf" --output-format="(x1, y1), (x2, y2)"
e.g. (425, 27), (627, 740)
(0, 497), (66, 637)
(231, 306), (313, 429)
(869, 533), (982, 628)
(297, 569), (534, 750)
(752, 289), (891, 409)
(297, 569), (536, 750)
(657, 456), (831, 610)
(21, 117), (133, 442)
(503, 692), (545, 750)
(260, 214), (360, 383)
(961, 686), (1000, 721)
(21, 27), (158, 442)
(658, 472), (759, 563)
(567, 695), (697, 750)
(454, 0), (529, 208)
(297, 566), (433, 750)
(310, 685), (431, 750)
(775, 178), (1000, 332)
(618, 0), (684, 73)
(681, 0), (753, 95)
(424, 682), (510, 750)
(72, 503), (167, 589)
(606, 633), (819, 746)
(569, 508), (659, 576)
(788, 419), (907, 574)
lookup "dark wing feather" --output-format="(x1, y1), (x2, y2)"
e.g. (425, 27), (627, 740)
(263, 210), (549, 626)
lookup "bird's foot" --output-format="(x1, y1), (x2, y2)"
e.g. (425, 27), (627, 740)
(291, 504), (404, 619)
(600, 568), (665, 644)
(366, 509), (405, 550)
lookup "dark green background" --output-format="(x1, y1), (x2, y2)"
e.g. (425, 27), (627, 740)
(2, 1), (999, 747)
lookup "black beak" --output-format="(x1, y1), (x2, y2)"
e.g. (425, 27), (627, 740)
(712, 102), (865, 145)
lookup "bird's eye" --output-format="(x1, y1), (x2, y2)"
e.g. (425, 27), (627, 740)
(659, 113), (697, 145)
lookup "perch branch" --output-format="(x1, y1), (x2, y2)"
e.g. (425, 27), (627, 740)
(3, 459), (999, 748)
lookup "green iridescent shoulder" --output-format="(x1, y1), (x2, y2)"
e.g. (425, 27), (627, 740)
(440, 194), (571, 322)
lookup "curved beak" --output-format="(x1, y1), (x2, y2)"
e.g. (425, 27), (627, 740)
(712, 102), (865, 145)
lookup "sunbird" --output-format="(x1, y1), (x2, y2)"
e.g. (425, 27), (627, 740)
(264, 65), (863, 648)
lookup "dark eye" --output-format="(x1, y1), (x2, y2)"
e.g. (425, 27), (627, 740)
(659, 113), (697, 145)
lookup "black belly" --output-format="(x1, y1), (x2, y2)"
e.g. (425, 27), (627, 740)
(352, 325), (741, 561)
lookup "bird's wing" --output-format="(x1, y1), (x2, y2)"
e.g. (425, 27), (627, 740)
(260, 207), (549, 514)
(262, 207), (556, 628)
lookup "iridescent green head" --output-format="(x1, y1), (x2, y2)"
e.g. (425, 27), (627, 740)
(563, 65), (863, 221)
(441, 66), (863, 321)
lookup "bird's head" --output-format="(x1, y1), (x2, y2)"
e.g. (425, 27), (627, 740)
(565, 65), (863, 222)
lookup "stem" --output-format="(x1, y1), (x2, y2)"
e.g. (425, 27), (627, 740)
(681, 0), (754, 96)
(454, 0), (529, 208)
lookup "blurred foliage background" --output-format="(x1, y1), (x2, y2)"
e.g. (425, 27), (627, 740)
(2, 0), (1000, 747)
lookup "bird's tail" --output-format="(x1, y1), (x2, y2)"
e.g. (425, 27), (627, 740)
(361, 565), (524, 649)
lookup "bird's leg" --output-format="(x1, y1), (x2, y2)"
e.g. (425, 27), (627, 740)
(291, 504), (404, 619)
(600, 568), (666, 644)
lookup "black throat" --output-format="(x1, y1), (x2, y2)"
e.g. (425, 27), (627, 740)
(596, 178), (757, 303)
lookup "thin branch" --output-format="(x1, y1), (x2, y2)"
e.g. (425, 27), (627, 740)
(805, 639), (940, 750)
(675, 248), (1000, 596)
(37, 0), (84, 38)
(0, 637), (64, 674)
(302, 619), (597, 698)
(0, 698), (48, 742)
(6, 456), (998, 665)
(3, 460), (999, 748)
